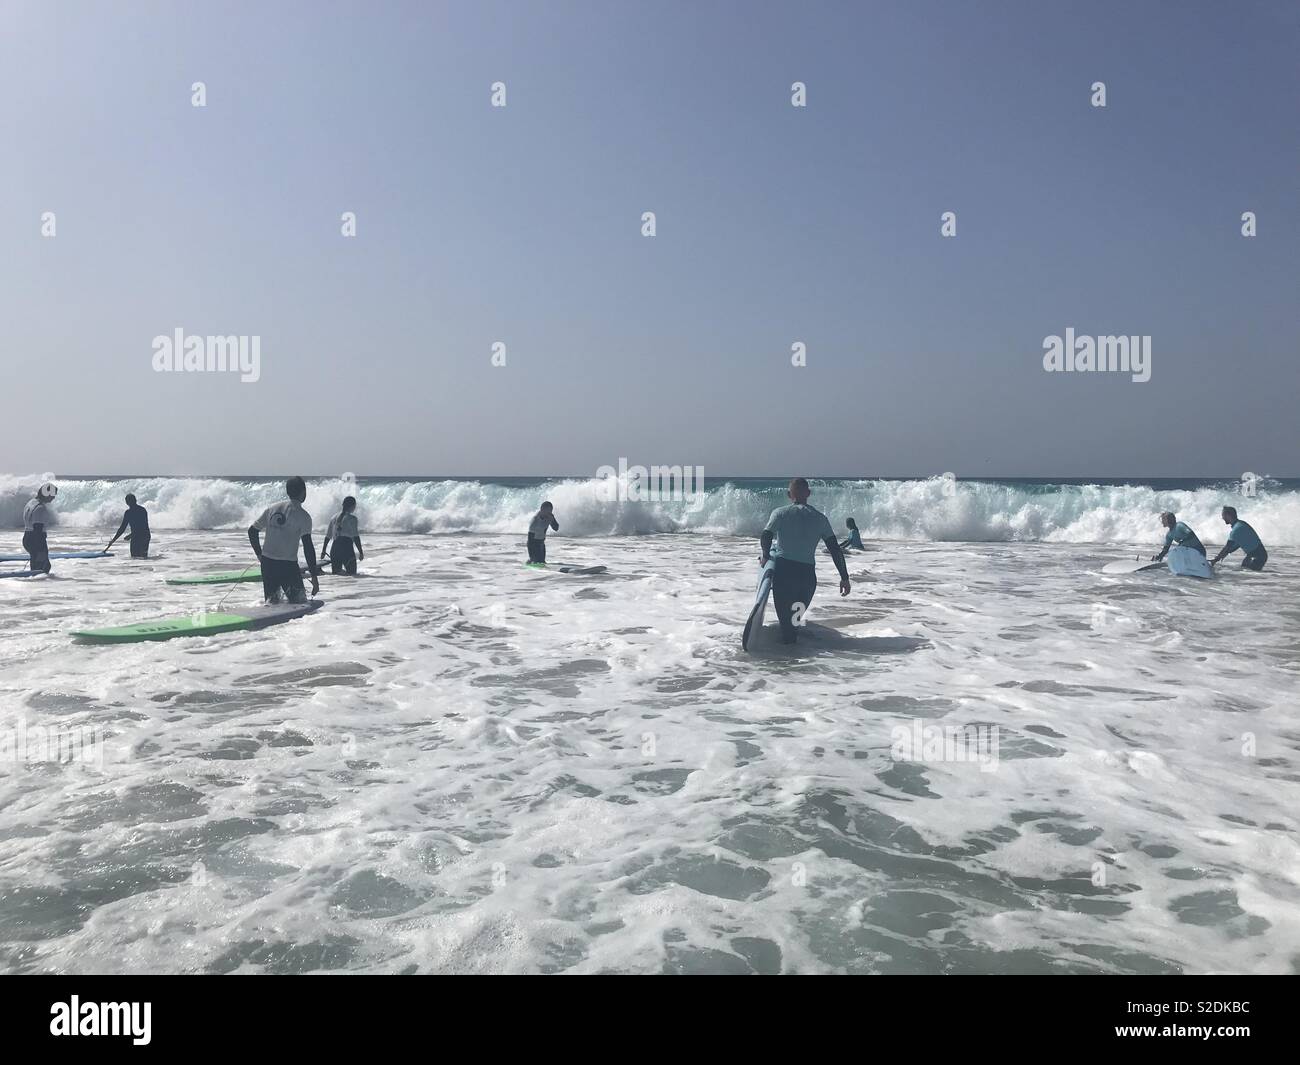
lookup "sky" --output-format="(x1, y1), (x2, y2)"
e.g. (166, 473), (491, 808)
(1, 0), (1297, 479)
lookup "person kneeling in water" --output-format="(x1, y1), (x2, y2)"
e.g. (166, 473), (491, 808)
(1152, 511), (1204, 562)
(322, 495), (363, 576)
(248, 476), (321, 603)
(760, 478), (851, 645)
(1211, 506), (1268, 571)
(839, 517), (864, 551)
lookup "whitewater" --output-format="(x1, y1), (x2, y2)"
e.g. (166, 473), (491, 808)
(1, 475), (1297, 974)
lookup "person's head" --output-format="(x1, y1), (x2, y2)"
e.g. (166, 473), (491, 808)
(125, 493), (137, 507)
(846, 517), (857, 529)
(1221, 506), (1237, 525)
(37, 482), (57, 502)
(540, 501), (553, 513)
(286, 476), (307, 503)
(1160, 511), (1176, 529)
(787, 478), (811, 504)
(341, 495), (356, 513)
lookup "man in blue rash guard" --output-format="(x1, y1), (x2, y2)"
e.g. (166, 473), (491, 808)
(1151, 511), (1204, 562)
(839, 517), (864, 551)
(106, 494), (151, 558)
(1211, 506), (1268, 571)
(760, 479), (851, 645)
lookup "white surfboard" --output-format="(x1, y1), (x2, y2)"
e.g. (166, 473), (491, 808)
(742, 559), (775, 652)
(1167, 545), (1214, 579)
(1102, 558), (1163, 574)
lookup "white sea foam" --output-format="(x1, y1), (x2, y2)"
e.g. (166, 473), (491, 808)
(0, 528), (1296, 974)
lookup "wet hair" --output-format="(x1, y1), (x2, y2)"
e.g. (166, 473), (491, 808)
(1160, 511), (1175, 524)
(286, 476), (307, 500)
(789, 478), (810, 493)
(540, 500), (553, 510)
(847, 517), (857, 528)
(342, 495), (356, 512)
(1222, 506), (1238, 521)
(125, 493), (137, 506)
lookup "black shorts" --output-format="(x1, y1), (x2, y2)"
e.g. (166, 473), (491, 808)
(331, 537), (357, 576)
(261, 556), (306, 603)
(23, 530), (50, 574)
(1242, 548), (1267, 571)
(527, 535), (546, 563)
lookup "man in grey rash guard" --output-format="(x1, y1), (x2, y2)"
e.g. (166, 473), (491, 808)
(1211, 506), (1268, 571)
(1152, 511), (1205, 562)
(760, 478), (852, 644)
(248, 476), (321, 603)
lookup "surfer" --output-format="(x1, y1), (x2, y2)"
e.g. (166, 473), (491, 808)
(248, 476), (321, 603)
(839, 517), (864, 551)
(322, 496), (363, 576)
(760, 478), (851, 644)
(1210, 507), (1268, 571)
(1151, 512), (1204, 561)
(22, 482), (57, 574)
(106, 494), (151, 558)
(527, 502), (559, 564)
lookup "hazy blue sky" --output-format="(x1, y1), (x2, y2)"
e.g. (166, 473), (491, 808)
(2, 0), (1296, 478)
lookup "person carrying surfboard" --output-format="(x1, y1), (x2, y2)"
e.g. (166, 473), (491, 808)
(1210, 506), (1268, 571)
(839, 517), (864, 551)
(322, 495), (363, 576)
(22, 482), (57, 574)
(248, 476), (321, 603)
(760, 478), (851, 644)
(106, 493), (151, 558)
(1151, 512), (1204, 562)
(527, 502), (559, 564)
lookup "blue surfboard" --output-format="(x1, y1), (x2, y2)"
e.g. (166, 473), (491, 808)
(0, 551), (112, 562)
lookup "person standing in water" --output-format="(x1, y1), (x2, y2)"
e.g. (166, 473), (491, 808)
(1211, 506), (1268, 571)
(839, 517), (864, 551)
(527, 501), (558, 564)
(322, 495), (363, 576)
(22, 482), (57, 574)
(106, 493), (151, 558)
(1151, 511), (1204, 562)
(760, 478), (851, 645)
(248, 476), (321, 603)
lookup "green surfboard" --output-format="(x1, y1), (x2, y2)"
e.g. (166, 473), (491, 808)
(72, 601), (322, 643)
(166, 569), (263, 585)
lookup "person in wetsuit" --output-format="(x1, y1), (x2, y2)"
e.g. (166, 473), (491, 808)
(22, 482), (57, 574)
(322, 495), (363, 576)
(1151, 511), (1204, 562)
(760, 478), (851, 644)
(527, 502), (558, 563)
(248, 476), (321, 603)
(106, 493), (151, 558)
(839, 517), (864, 551)
(1211, 506), (1268, 571)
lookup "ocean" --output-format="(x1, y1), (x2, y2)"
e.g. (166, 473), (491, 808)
(1, 474), (1297, 973)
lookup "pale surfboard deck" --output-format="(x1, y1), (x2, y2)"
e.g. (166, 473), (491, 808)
(742, 559), (776, 652)
(1168, 545), (1215, 579)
